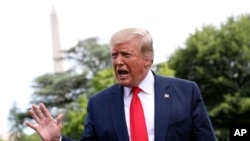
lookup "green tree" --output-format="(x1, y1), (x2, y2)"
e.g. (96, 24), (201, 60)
(9, 37), (111, 140)
(8, 102), (25, 141)
(31, 72), (88, 108)
(168, 14), (250, 140)
(92, 67), (116, 93)
(153, 62), (175, 77)
(62, 95), (88, 140)
(17, 133), (41, 141)
(63, 37), (111, 75)
(31, 37), (111, 108)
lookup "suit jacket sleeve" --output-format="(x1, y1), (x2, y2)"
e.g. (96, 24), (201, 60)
(191, 82), (216, 141)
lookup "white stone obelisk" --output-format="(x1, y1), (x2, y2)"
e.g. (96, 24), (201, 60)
(50, 5), (64, 73)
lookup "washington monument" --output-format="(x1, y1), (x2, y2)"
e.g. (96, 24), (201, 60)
(50, 6), (64, 72)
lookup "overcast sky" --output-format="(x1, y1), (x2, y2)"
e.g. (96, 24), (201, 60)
(0, 0), (249, 138)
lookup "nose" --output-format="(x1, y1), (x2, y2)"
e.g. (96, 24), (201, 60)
(113, 55), (124, 66)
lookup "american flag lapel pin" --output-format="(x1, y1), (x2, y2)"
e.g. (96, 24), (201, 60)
(164, 94), (170, 98)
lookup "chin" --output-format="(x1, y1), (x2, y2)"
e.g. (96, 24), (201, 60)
(118, 80), (131, 87)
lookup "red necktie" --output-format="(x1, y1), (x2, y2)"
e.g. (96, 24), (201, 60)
(130, 87), (148, 141)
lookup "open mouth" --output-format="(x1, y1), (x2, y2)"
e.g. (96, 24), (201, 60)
(117, 70), (129, 78)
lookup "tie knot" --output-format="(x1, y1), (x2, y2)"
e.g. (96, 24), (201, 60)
(132, 87), (141, 95)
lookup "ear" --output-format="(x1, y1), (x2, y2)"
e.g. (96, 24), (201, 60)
(144, 58), (152, 67)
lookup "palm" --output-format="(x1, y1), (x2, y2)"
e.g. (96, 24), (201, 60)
(26, 103), (63, 141)
(37, 119), (61, 140)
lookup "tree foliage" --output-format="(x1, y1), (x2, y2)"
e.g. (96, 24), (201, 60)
(16, 133), (41, 141)
(8, 102), (24, 141)
(92, 67), (116, 93)
(31, 37), (111, 108)
(63, 37), (111, 75)
(168, 14), (250, 140)
(8, 37), (111, 140)
(153, 62), (175, 77)
(62, 96), (88, 140)
(31, 72), (88, 108)
(8, 102), (38, 141)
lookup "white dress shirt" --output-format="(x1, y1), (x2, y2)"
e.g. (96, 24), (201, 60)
(124, 71), (155, 141)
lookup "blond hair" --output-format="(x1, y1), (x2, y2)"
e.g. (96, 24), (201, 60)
(110, 28), (154, 64)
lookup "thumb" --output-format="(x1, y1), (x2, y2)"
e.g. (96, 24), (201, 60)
(56, 114), (64, 127)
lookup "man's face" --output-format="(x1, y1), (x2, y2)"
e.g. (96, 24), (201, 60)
(111, 39), (150, 87)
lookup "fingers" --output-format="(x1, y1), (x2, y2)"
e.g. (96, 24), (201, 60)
(25, 121), (37, 131)
(32, 104), (45, 120)
(29, 109), (41, 123)
(27, 103), (63, 130)
(56, 114), (64, 127)
(29, 103), (53, 123)
(39, 103), (53, 118)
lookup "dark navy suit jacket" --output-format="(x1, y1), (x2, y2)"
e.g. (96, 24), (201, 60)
(62, 74), (216, 141)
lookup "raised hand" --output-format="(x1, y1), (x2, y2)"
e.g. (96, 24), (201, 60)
(26, 103), (63, 141)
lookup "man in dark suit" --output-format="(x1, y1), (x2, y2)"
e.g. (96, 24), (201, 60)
(26, 28), (216, 141)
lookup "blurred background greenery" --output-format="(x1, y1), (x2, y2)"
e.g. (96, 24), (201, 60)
(6, 14), (250, 141)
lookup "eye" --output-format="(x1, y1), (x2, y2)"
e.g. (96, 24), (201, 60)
(111, 53), (118, 59)
(122, 52), (132, 58)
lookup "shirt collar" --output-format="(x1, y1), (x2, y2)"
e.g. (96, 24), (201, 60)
(124, 70), (155, 97)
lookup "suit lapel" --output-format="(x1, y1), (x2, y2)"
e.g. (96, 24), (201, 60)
(109, 84), (129, 141)
(154, 75), (172, 141)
